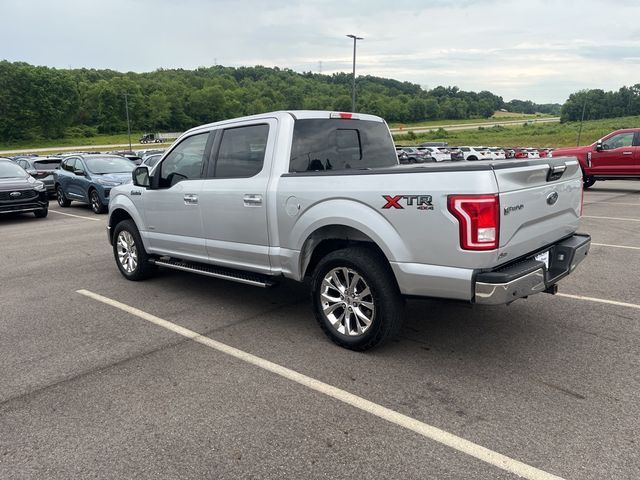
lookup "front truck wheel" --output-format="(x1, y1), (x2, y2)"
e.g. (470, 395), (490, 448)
(583, 175), (596, 189)
(112, 219), (156, 281)
(311, 247), (405, 351)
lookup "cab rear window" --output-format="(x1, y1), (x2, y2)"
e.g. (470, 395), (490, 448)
(289, 119), (396, 172)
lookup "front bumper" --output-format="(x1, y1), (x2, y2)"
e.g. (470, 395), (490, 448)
(0, 191), (49, 215)
(474, 234), (591, 305)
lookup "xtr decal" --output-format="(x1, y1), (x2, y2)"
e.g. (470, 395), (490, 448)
(382, 195), (434, 211)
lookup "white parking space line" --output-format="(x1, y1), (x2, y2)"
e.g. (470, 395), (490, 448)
(558, 293), (640, 311)
(76, 288), (565, 480)
(592, 242), (640, 251)
(582, 215), (640, 222)
(49, 210), (102, 222)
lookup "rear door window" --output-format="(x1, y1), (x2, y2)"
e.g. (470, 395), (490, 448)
(214, 124), (269, 178)
(64, 158), (77, 172)
(289, 119), (396, 172)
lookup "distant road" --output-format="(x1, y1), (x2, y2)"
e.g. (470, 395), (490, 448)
(389, 116), (560, 134)
(0, 142), (172, 156)
(1, 117), (560, 155)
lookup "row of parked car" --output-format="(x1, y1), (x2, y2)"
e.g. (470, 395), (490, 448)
(395, 144), (556, 164)
(0, 149), (165, 217)
(0, 140), (558, 221)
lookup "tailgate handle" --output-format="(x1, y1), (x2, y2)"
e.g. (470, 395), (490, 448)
(547, 164), (566, 182)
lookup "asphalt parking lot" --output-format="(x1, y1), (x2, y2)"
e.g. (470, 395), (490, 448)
(1, 181), (638, 480)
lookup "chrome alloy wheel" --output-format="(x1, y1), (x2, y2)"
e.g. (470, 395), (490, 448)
(320, 267), (375, 336)
(90, 191), (101, 213)
(116, 230), (138, 273)
(57, 188), (66, 206)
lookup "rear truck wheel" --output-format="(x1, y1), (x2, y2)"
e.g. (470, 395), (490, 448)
(113, 219), (156, 281)
(34, 208), (48, 218)
(311, 247), (404, 351)
(89, 189), (106, 214)
(583, 176), (596, 189)
(57, 186), (71, 207)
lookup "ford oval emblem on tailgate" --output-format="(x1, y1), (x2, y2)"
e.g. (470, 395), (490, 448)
(10, 191), (21, 198)
(547, 191), (559, 205)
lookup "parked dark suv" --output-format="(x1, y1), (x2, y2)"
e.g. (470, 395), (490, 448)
(14, 156), (62, 197)
(54, 155), (135, 213)
(0, 158), (49, 218)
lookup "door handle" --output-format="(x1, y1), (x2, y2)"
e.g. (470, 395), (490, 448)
(184, 193), (198, 205)
(243, 194), (263, 207)
(623, 151), (633, 155)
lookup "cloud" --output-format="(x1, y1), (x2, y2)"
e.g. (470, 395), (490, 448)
(1, 0), (640, 103)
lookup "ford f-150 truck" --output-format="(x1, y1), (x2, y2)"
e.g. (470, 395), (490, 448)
(552, 128), (640, 188)
(107, 111), (591, 350)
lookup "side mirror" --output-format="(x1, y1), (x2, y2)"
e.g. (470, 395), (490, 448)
(595, 140), (603, 152)
(74, 169), (85, 176)
(27, 169), (37, 176)
(133, 166), (150, 187)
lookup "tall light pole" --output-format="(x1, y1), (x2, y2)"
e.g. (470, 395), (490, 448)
(124, 93), (132, 152)
(346, 34), (363, 112)
(576, 96), (587, 146)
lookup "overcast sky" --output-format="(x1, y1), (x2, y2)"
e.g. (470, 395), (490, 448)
(3, 0), (639, 103)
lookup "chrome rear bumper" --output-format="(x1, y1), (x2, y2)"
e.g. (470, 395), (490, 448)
(474, 234), (591, 305)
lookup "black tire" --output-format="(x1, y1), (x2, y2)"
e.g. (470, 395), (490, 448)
(311, 246), (404, 351)
(57, 186), (71, 207)
(89, 189), (106, 214)
(34, 208), (48, 218)
(408, 157), (416, 164)
(467, 156), (478, 161)
(112, 219), (156, 281)
(583, 176), (596, 189)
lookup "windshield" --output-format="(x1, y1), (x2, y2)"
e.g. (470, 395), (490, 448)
(84, 156), (135, 174)
(0, 161), (27, 178)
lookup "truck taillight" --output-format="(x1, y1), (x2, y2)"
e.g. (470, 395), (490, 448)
(447, 195), (500, 251)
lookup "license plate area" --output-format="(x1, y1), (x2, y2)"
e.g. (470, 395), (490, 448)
(535, 250), (550, 269)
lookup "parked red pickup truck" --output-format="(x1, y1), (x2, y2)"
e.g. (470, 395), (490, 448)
(552, 128), (640, 188)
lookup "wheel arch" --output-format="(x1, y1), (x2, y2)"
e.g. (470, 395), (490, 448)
(107, 195), (148, 249)
(300, 225), (390, 280)
(109, 208), (134, 242)
(285, 200), (412, 281)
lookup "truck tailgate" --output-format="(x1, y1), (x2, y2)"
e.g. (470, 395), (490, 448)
(494, 157), (582, 264)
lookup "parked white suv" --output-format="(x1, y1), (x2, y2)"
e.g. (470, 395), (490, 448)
(421, 147), (451, 162)
(458, 146), (491, 161)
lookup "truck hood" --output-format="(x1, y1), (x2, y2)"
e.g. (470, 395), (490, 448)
(552, 145), (591, 157)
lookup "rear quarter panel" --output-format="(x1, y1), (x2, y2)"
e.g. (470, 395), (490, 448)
(275, 166), (501, 279)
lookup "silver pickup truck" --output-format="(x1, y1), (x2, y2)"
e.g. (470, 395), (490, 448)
(107, 111), (590, 350)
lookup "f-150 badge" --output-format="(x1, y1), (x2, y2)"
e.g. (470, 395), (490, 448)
(382, 195), (434, 210)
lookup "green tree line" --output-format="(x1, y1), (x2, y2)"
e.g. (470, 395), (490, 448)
(561, 85), (640, 122)
(0, 60), (560, 142)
